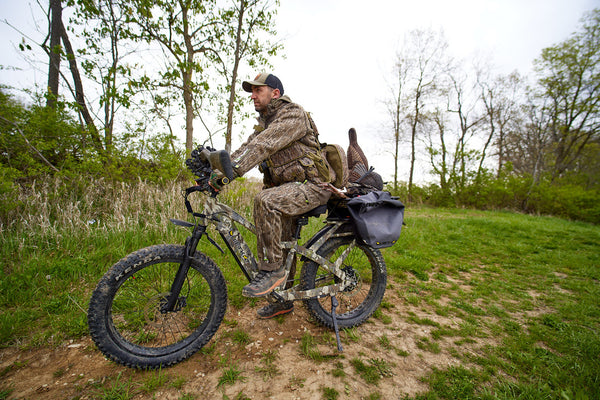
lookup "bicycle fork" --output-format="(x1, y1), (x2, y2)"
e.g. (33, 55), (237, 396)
(162, 222), (206, 313)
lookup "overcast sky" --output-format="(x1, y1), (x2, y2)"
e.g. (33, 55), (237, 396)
(264, 0), (598, 182)
(1, 0), (598, 182)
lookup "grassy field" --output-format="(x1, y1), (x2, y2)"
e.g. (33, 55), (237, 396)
(1, 178), (599, 399)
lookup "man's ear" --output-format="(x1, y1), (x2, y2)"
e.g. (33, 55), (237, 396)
(272, 88), (281, 99)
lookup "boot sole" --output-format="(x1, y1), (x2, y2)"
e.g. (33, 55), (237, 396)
(257, 306), (294, 319)
(242, 275), (287, 298)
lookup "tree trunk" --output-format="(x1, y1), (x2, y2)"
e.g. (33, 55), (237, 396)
(182, 6), (195, 156)
(393, 103), (400, 193)
(408, 90), (420, 201)
(60, 20), (104, 155)
(47, 0), (62, 108)
(225, 0), (246, 154)
(183, 70), (195, 156)
(104, 0), (120, 156)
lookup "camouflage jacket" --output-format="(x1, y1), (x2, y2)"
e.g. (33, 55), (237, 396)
(231, 96), (330, 187)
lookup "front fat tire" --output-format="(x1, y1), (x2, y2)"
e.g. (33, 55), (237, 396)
(300, 236), (387, 329)
(87, 244), (227, 369)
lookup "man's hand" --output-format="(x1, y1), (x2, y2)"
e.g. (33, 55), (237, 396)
(209, 170), (229, 191)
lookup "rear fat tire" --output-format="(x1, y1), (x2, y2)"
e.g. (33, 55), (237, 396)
(300, 236), (387, 329)
(87, 244), (227, 369)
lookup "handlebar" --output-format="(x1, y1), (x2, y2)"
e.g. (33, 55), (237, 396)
(185, 145), (235, 195)
(199, 149), (235, 181)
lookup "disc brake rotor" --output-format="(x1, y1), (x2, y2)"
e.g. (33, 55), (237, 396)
(341, 265), (362, 296)
(144, 292), (187, 328)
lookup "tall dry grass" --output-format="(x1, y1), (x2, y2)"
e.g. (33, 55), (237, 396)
(1, 176), (263, 247)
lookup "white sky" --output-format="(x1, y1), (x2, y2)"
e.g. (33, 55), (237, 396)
(1, 0), (598, 182)
(265, 0), (598, 182)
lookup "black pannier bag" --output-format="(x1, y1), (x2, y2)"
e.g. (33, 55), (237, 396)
(347, 191), (405, 248)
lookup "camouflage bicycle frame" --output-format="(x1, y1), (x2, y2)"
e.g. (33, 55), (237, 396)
(197, 193), (356, 302)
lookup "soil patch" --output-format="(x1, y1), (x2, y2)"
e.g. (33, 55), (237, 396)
(1, 278), (482, 399)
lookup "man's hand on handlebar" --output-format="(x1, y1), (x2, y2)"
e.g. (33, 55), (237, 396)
(186, 146), (238, 193)
(209, 170), (229, 192)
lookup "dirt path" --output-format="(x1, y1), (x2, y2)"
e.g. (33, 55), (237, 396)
(1, 283), (467, 399)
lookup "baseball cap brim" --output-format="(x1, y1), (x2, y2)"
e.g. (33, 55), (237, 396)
(242, 73), (284, 95)
(242, 79), (266, 93)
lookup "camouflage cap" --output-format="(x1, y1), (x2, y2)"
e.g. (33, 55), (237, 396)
(242, 73), (284, 95)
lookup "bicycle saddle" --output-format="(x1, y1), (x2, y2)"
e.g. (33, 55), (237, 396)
(301, 204), (327, 218)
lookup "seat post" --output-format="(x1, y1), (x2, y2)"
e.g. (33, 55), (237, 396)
(294, 216), (308, 239)
(294, 204), (327, 239)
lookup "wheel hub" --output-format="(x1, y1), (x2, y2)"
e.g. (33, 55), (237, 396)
(159, 295), (187, 313)
(342, 265), (359, 293)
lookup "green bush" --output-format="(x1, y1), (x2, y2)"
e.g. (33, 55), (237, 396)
(396, 170), (599, 224)
(528, 182), (600, 223)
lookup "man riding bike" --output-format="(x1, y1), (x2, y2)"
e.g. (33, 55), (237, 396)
(213, 72), (332, 318)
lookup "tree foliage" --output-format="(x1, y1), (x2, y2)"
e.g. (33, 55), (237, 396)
(1, 0), (281, 190)
(533, 8), (600, 181)
(385, 10), (600, 223)
(115, 0), (280, 156)
(214, 0), (281, 153)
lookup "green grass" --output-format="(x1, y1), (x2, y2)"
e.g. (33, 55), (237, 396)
(217, 364), (246, 387)
(300, 332), (339, 362)
(350, 358), (394, 385)
(0, 387), (13, 400)
(388, 208), (600, 399)
(228, 329), (253, 346)
(321, 385), (339, 400)
(139, 368), (169, 394)
(1, 179), (599, 399)
(98, 372), (135, 400)
(255, 350), (279, 380)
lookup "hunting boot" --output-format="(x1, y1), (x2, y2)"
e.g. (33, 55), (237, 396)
(256, 300), (294, 319)
(242, 268), (287, 297)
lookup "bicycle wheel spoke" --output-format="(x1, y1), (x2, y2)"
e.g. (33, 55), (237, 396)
(110, 259), (211, 348)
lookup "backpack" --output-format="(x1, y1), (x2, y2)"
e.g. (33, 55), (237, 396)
(321, 143), (349, 189)
(306, 112), (349, 189)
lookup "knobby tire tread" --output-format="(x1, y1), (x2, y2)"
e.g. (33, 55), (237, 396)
(87, 244), (227, 369)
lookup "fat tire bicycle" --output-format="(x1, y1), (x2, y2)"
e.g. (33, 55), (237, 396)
(87, 147), (387, 369)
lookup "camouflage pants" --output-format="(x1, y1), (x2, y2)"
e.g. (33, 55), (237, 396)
(254, 181), (331, 274)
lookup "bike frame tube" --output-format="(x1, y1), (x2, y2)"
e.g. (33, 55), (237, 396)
(211, 212), (357, 300)
(187, 193), (356, 301)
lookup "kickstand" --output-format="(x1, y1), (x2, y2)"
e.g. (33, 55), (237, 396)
(331, 295), (343, 352)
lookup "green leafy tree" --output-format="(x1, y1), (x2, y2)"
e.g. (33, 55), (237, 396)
(40, 0), (104, 156)
(446, 69), (484, 193)
(476, 69), (523, 179)
(533, 8), (600, 182)
(423, 107), (452, 204)
(0, 88), (84, 177)
(68, 0), (136, 156)
(125, 0), (222, 155)
(384, 53), (410, 193)
(388, 28), (450, 201)
(127, 0), (281, 155)
(213, 0), (281, 153)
